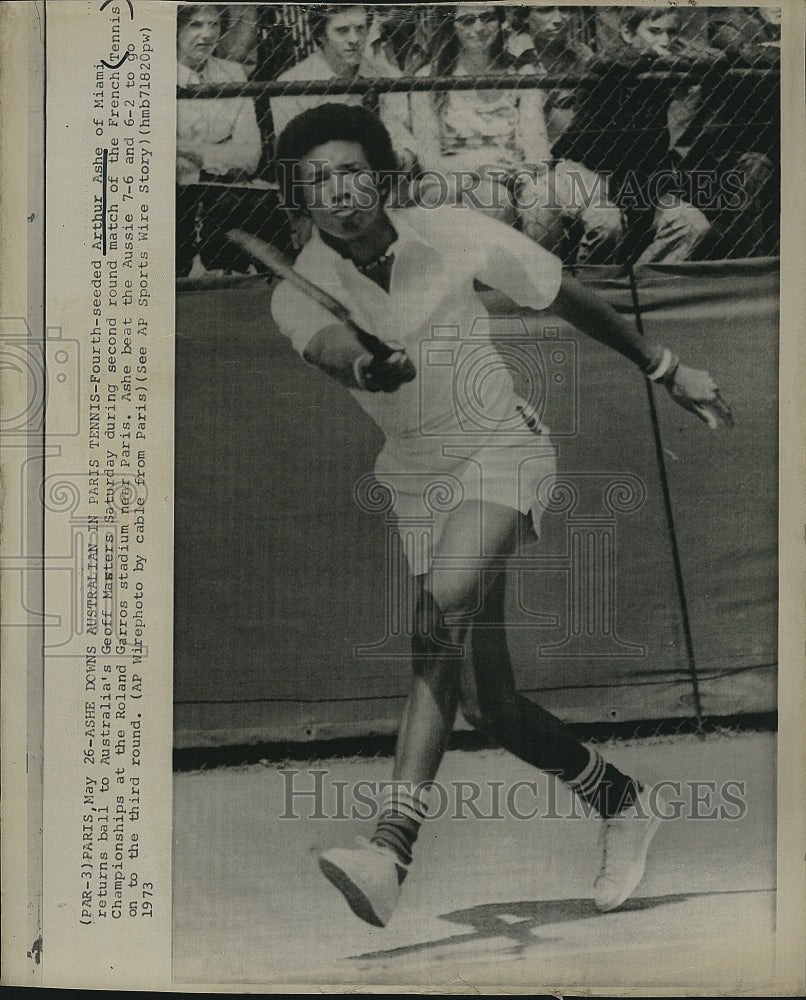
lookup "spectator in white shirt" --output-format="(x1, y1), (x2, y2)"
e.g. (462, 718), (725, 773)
(176, 5), (286, 275)
(270, 5), (416, 169)
(176, 4), (262, 185)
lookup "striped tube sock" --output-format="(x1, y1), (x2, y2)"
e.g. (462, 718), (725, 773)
(567, 748), (642, 819)
(370, 785), (429, 876)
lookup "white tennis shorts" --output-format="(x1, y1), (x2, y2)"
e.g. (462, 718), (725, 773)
(372, 419), (558, 576)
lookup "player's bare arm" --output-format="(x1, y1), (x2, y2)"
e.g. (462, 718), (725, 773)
(303, 322), (415, 392)
(552, 274), (734, 429)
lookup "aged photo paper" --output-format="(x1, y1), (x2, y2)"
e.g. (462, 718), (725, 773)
(1, 0), (804, 993)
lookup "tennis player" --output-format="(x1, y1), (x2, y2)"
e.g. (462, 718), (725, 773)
(270, 104), (733, 928)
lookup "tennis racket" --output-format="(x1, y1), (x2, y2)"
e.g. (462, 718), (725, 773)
(226, 228), (395, 362)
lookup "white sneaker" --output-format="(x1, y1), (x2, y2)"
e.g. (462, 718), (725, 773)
(318, 836), (405, 927)
(594, 783), (664, 912)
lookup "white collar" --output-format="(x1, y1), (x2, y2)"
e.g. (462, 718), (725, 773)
(300, 209), (435, 279)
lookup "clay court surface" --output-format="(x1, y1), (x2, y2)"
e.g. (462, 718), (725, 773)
(173, 728), (780, 991)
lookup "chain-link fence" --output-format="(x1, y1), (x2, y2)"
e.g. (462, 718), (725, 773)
(176, 4), (780, 277)
(174, 5), (778, 749)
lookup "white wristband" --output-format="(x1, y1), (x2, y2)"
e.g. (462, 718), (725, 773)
(353, 352), (373, 390)
(645, 347), (675, 382)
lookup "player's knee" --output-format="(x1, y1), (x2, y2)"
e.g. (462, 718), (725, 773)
(412, 586), (458, 653)
(428, 575), (480, 623)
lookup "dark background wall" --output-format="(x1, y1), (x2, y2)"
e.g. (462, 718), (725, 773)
(174, 261), (778, 748)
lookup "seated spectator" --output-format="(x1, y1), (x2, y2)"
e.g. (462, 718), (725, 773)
(508, 7), (594, 145)
(235, 7), (301, 179)
(270, 5), (416, 168)
(410, 5), (622, 265)
(177, 4), (262, 187)
(679, 8), (780, 258)
(554, 8), (713, 265)
(366, 5), (431, 73)
(255, 5), (310, 78)
(411, 7), (550, 182)
(501, 6), (528, 58)
(176, 4), (291, 275)
(212, 4), (261, 75)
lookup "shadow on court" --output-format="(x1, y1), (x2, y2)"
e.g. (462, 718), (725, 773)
(349, 889), (763, 962)
(351, 894), (687, 960)
(173, 730), (777, 989)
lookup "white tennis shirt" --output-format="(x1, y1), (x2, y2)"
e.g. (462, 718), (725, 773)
(272, 207), (562, 438)
(271, 205), (562, 442)
(272, 205), (563, 571)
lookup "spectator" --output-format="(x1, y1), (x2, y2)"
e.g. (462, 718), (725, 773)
(554, 8), (713, 265)
(679, 8), (780, 257)
(176, 4), (262, 187)
(176, 4), (288, 275)
(508, 7), (594, 145)
(410, 5), (623, 265)
(249, 7), (299, 80)
(212, 4), (261, 74)
(242, 7), (300, 177)
(411, 7), (549, 180)
(366, 5), (431, 73)
(501, 5), (528, 58)
(270, 5), (416, 168)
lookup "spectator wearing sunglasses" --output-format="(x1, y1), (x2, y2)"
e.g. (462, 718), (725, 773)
(410, 5), (623, 265)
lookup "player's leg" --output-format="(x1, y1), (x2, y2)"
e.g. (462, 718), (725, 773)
(320, 502), (665, 922)
(461, 566), (589, 781)
(389, 587), (464, 785)
(371, 501), (524, 855)
(319, 500), (521, 926)
(461, 566), (666, 913)
(317, 602), (465, 928)
(462, 568), (637, 814)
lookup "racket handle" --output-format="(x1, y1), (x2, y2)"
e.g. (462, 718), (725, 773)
(227, 228), (394, 361)
(350, 324), (395, 362)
